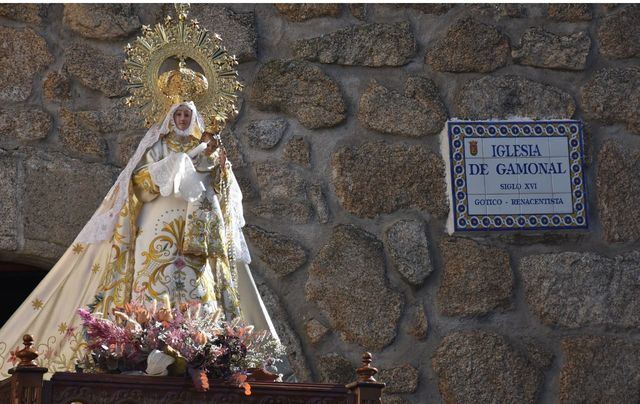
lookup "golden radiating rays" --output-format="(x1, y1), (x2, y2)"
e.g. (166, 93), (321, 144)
(122, 5), (241, 133)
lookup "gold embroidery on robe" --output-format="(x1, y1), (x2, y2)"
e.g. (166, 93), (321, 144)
(134, 216), (211, 303)
(132, 168), (160, 202)
(92, 183), (141, 316)
(183, 194), (226, 257)
(165, 131), (200, 153)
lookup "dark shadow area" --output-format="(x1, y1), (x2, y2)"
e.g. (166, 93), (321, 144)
(0, 262), (47, 327)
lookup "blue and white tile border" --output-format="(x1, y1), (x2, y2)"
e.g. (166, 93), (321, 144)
(442, 119), (589, 233)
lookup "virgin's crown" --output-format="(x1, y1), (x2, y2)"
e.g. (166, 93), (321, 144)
(157, 61), (208, 104)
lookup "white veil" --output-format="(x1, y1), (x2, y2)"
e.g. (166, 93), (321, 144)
(159, 101), (206, 137)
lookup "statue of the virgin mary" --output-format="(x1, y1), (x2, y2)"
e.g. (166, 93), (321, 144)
(0, 5), (277, 377)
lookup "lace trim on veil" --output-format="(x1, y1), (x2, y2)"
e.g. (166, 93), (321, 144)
(74, 123), (162, 245)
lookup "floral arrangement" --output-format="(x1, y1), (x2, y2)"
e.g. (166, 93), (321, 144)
(76, 299), (284, 393)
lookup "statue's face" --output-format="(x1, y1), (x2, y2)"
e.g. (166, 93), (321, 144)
(173, 106), (192, 131)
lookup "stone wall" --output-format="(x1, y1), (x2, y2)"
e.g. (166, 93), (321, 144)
(1, 3), (639, 403)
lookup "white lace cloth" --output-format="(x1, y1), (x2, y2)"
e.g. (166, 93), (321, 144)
(149, 148), (206, 202)
(226, 167), (251, 265)
(74, 102), (251, 264)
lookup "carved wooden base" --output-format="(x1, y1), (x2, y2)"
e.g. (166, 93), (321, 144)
(44, 373), (354, 404)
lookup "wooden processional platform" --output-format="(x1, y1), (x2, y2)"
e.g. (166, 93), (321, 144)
(0, 335), (385, 404)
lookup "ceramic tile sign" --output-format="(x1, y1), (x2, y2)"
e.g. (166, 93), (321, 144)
(443, 120), (588, 233)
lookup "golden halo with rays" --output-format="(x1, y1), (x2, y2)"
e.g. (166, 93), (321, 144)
(122, 4), (243, 133)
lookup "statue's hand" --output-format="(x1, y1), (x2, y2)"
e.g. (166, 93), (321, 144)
(201, 132), (218, 156)
(203, 140), (216, 156)
(203, 141), (215, 156)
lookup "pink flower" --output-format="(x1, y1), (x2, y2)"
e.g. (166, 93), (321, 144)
(8, 346), (19, 365)
(156, 308), (173, 323)
(193, 331), (207, 345)
(135, 309), (151, 325)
